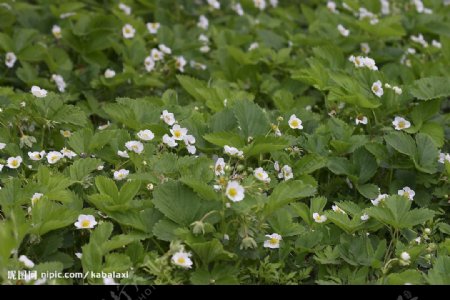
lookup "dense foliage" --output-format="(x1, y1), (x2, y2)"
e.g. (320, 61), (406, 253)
(0, 0), (449, 285)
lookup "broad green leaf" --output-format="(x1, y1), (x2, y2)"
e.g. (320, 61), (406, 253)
(409, 77), (450, 100)
(233, 100), (270, 139)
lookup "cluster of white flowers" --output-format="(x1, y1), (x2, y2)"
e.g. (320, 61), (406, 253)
(392, 116), (411, 130)
(356, 7), (379, 25)
(199, 33), (210, 53)
(412, 0), (433, 14)
(160, 110), (196, 154)
(224, 145), (244, 159)
(348, 55), (378, 70)
(410, 33), (429, 48)
(274, 161), (293, 181)
(384, 83), (402, 95)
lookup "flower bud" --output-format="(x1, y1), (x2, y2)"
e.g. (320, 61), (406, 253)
(240, 236), (257, 250)
(190, 221), (205, 235)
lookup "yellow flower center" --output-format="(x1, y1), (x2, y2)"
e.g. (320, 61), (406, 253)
(216, 165), (222, 172)
(373, 85), (379, 92)
(177, 257), (186, 264)
(257, 173), (264, 178)
(11, 160), (18, 167)
(81, 220), (90, 228)
(403, 192), (410, 198)
(228, 188), (237, 197)
(269, 238), (278, 245)
(125, 28), (131, 34)
(398, 121), (405, 128)
(174, 130), (181, 138)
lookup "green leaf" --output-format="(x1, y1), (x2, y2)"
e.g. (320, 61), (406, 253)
(413, 133), (438, 174)
(232, 100), (270, 139)
(118, 180), (141, 204)
(295, 154), (327, 175)
(203, 131), (245, 148)
(409, 77), (450, 100)
(384, 131), (416, 157)
(264, 180), (316, 216)
(152, 180), (220, 226)
(95, 176), (119, 202)
(243, 136), (290, 157)
(68, 158), (102, 181)
(188, 239), (236, 265)
(425, 255), (450, 284)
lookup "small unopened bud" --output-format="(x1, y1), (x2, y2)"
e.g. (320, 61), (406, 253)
(146, 183), (154, 191)
(240, 236), (257, 250)
(237, 164), (245, 171)
(276, 116), (284, 122)
(190, 220), (205, 235)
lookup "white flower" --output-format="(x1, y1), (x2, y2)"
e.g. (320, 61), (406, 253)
(198, 34), (209, 43)
(361, 43), (370, 54)
(224, 145), (243, 158)
(161, 110), (176, 125)
(183, 134), (196, 145)
(190, 60), (207, 70)
(7, 156), (22, 169)
(392, 116), (411, 130)
(186, 144), (196, 154)
(137, 129), (155, 141)
(28, 151), (46, 161)
(414, 237), (421, 244)
(104, 69), (116, 78)
(31, 193), (43, 206)
(75, 252), (82, 259)
(0, 164), (3, 172)
(98, 122), (110, 130)
(122, 24), (135, 39)
(147, 22), (160, 34)
(398, 186), (415, 201)
(371, 80), (384, 97)
(438, 152), (450, 164)
(360, 213), (370, 221)
(270, 0), (278, 7)
(47, 151), (63, 164)
(264, 233), (282, 249)
(125, 140), (144, 154)
(158, 44), (172, 55)
(400, 251), (411, 262)
(432, 40), (442, 49)
(313, 212), (327, 223)
(274, 161), (280, 171)
(19, 255), (35, 268)
(411, 34), (428, 48)
(150, 48), (164, 61)
(144, 56), (155, 72)
(0, 142), (5, 149)
(60, 130), (72, 138)
(207, 0), (220, 9)
(175, 56), (187, 72)
(61, 147), (77, 159)
(226, 181), (245, 202)
(118, 3), (131, 15)
(162, 134), (178, 147)
(200, 45), (210, 53)
(327, 1), (338, 13)
(51, 74), (66, 92)
(371, 193), (388, 206)
(5, 52), (17, 68)
(278, 165), (293, 181)
(380, 0), (390, 15)
(248, 42), (259, 51)
(215, 158), (226, 176)
(117, 150), (129, 158)
(392, 86), (402, 95)
(232, 3), (244, 15)
(171, 251), (193, 269)
(31, 86), (48, 98)
(170, 124), (188, 141)
(355, 115), (368, 125)
(197, 15), (209, 30)
(254, 167), (270, 183)
(114, 169), (129, 180)
(74, 214), (97, 229)
(337, 24), (350, 37)
(253, 0), (267, 10)
(103, 277), (117, 285)
(52, 25), (62, 39)
(288, 114), (303, 129)
(332, 205), (346, 214)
